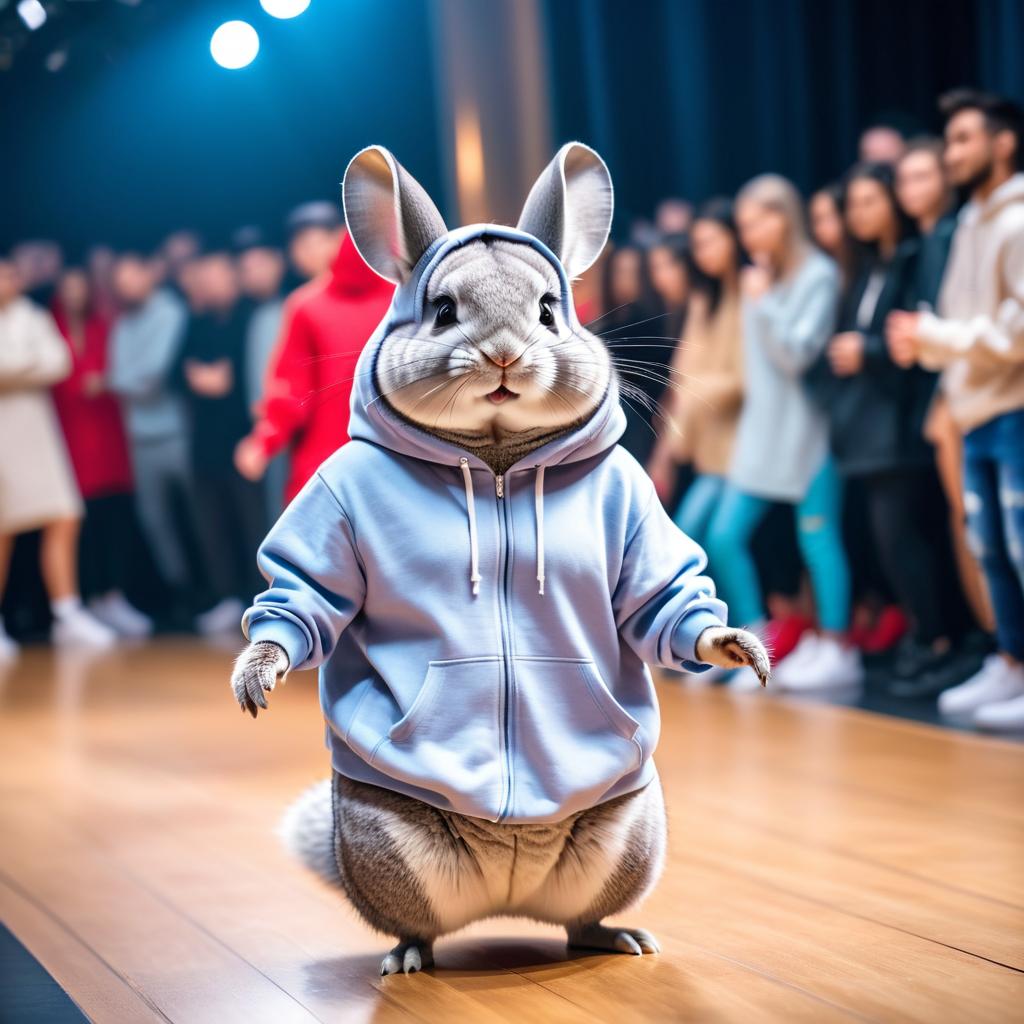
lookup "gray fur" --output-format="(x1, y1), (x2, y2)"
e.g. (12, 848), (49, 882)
(332, 775), (442, 942)
(373, 238), (611, 457)
(280, 770), (667, 971)
(231, 640), (288, 717)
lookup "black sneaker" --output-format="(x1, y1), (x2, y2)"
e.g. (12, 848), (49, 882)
(888, 644), (986, 698)
(891, 639), (946, 680)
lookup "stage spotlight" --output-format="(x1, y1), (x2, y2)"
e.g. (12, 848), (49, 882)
(210, 20), (259, 70)
(259, 0), (311, 19)
(17, 0), (46, 31)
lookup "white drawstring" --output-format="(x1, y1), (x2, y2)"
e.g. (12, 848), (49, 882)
(459, 458), (482, 595)
(535, 465), (546, 596)
(457, 459), (547, 597)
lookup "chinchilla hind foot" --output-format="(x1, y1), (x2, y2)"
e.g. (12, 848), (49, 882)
(381, 938), (435, 976)
(567, 922), (660, 956)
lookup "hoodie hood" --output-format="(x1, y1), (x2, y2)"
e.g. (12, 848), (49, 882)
(328, 230), (396, 299)
(346, 223), (626, 475)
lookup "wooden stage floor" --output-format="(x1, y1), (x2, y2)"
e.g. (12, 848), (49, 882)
(1, 640), (1022, 1023)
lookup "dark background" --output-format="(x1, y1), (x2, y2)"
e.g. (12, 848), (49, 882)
(1, 0), (1022, 252)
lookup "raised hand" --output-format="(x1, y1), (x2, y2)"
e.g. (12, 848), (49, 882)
(695, 626), (771, 687)
(231, 641), (289, 717)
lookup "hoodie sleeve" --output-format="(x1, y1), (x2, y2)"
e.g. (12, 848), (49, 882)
(916, 229), (1024, 368)
(242, 472), (366, 670)
(612, 485), (728, 673)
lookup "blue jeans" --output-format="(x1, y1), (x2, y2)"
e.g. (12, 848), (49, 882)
(673, 474), (726, 548)
(963, 409), (1024, 659)
(706, 458), (850, 631)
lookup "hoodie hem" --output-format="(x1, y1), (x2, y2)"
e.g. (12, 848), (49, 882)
(328, 739), (657, 825)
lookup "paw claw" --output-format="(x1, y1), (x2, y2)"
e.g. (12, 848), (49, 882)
(568, 923), (660, 957)
(380, 940), (433, 977)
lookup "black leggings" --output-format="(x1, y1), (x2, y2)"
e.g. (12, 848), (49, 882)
(862, 468), (971, 645)
(80, 493), (141, 599)
(193, 470), (267, 602)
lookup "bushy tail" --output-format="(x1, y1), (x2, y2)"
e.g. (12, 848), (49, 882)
(277, 779), (341, 887)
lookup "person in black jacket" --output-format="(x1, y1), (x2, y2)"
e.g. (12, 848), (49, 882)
(177, 252), (266, 634)
(887, 139), (992, 692)
(809, 163), (970, 689)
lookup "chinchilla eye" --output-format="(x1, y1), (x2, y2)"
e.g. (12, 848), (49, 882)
(433, 296), (457, 329)
(539, 297), (555, 327)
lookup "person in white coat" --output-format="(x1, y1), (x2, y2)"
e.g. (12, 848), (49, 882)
(0, 258), (116, 655)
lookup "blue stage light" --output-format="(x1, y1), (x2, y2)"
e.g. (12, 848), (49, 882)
(260, 0), (311, 19)
(210, 20), (259, 70)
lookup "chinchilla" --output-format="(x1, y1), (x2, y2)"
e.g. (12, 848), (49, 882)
(232, 142), (769, 976)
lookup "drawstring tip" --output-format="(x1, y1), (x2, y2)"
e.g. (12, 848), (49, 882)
(537, 577), (545, 596)
(471, 576), (481, 596)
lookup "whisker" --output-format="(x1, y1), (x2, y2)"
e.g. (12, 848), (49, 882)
(597, 311), (675, 338)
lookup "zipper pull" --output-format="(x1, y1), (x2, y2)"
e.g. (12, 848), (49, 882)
(495, 474), (504, 498)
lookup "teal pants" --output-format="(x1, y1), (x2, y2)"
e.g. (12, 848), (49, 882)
(673, 473), (726, 548)
(704, 459), (851, 631)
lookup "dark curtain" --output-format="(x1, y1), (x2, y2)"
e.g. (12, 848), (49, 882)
(541, 0), (1023, 231)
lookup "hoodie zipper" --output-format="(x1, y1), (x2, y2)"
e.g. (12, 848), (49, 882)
(493, 470), (515, 821)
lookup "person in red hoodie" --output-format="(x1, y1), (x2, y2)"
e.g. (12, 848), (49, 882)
(235, 202), (394, 504)
(51, 268), (153, 637)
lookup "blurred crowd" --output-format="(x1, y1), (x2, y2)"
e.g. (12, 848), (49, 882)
(1, 88), (1022, 731)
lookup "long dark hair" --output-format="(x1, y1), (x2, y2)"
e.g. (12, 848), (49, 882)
(688, 197), (745, 315)
(840, 161), (914, 279)
(598, 242), (658, 334)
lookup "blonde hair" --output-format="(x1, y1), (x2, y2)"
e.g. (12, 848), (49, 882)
(736, 174), (811, 278)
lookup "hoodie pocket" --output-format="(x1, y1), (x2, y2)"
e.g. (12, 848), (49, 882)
(367, 656), (504, 815)
(509, 656), (643, 817)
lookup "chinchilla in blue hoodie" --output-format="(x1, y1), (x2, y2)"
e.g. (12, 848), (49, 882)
(231, 143), (770, 975)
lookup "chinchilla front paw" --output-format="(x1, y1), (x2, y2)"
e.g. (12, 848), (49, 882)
(695, 626), (771, 686)
(232, 641), (289, 717)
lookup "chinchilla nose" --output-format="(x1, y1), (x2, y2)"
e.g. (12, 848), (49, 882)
(480, 333), (526, 368)
(487, 351), (519, 368)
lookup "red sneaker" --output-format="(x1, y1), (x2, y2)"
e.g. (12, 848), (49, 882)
(861, 605), (908, 654)
(763, 614), (814, 664)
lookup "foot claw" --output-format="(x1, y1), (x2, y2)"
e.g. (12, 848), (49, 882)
(380, 940), (433, 977)
(568, 923), (660, 957)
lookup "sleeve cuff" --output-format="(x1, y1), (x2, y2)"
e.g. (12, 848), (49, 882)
(670, 609), (727, 672)
(243, 614), (310, 671)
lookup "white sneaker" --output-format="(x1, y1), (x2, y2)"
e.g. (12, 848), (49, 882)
(52, 607), (117, 650)
(89, 592), (154, 638)
(195, 597), (244, 637)
(772, 632), (821, 686)
(973, 692), (1024, 731)
(774, 635), (863, 691)
(939, 655), (1024, 716)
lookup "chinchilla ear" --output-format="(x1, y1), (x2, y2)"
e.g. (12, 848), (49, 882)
(343, 146), (448, 284)
(517, 142), (613, 278)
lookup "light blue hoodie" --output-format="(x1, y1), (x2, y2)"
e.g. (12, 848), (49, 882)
(243, 225), (728, 824)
